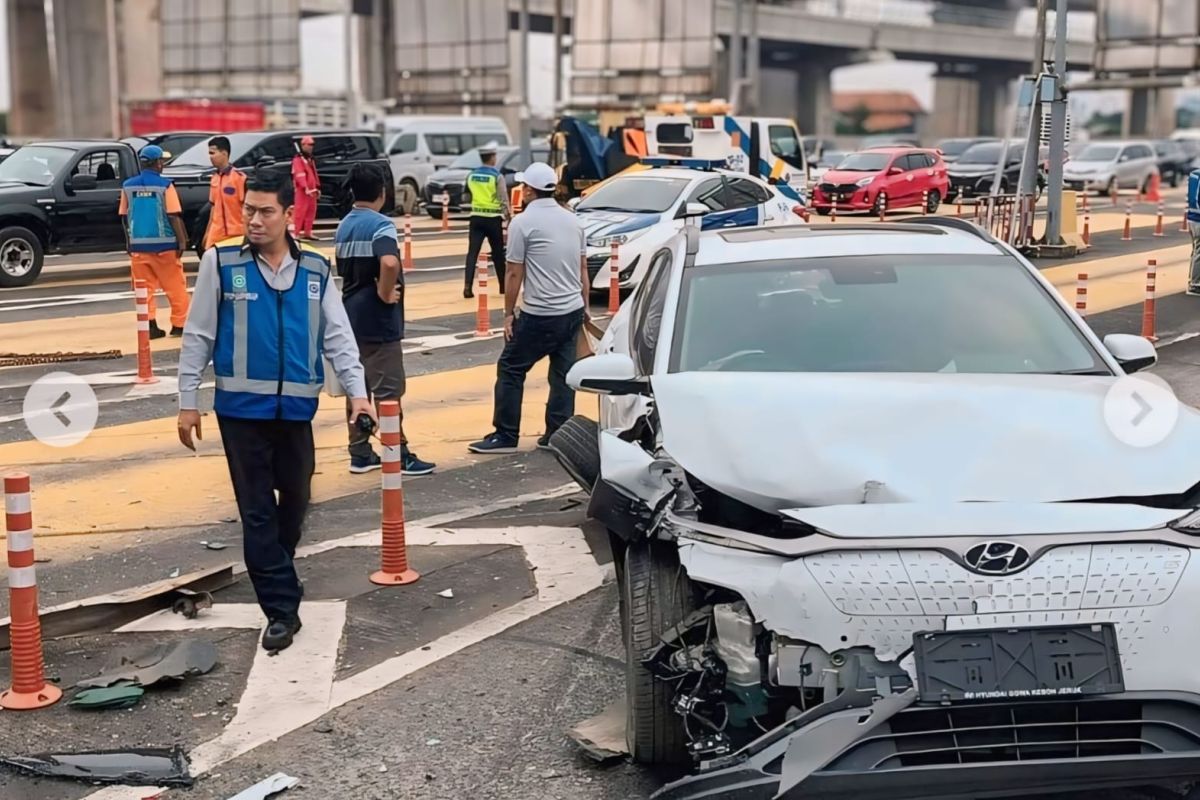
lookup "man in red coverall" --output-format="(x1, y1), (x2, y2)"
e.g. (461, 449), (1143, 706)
(292, 135), (321, 240)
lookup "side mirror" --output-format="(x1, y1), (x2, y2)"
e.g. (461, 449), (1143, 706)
(677, 201), (709, 220)
(567, 197), (581, 210)
(1104, 333), (1157, 374)
(888, 166), (903, 176)
(256, 156), (276, 169)
(567, 353), (647, 395)
(68, 174), (99, 191)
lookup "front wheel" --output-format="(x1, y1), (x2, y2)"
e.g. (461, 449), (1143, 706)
(925, 189), (941, 213)
(396, 180), (419, 215)
(622, 537), (694, 766)
(0, 226), (44, 288)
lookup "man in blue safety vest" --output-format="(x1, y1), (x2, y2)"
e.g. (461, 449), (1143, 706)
(176, 170), (375, 653)
(1188, 167), (1200, 295)
(462, 142), (510, 298)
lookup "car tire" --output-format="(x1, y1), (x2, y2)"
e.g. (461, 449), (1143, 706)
(397, 179), (420, 215)
(1169, 170), (1181, 188)
(546, 415), (600, 491)
(0, 226), (44, 288)
(925, 189), (941, 213)
(815, 206), (831, 217)
(623, 537), (694, 767)
(426, 208), (442, 220)
(1105, 177), (1118, 198)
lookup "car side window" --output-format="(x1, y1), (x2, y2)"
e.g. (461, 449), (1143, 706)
(72, 150), (125, 185)
(390, 133), (417, 155)
(687, 177), (727, 212)
(725, 178), (770, 208)
(427, 134), (464, 156)
(242, 136), (294, 167)
(921, 153), (937, 169)
(902, 154), (924, 171)
(629, 249), (674, 375)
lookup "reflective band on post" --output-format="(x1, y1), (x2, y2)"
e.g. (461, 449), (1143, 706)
(138, 320), (149, 331)
(382, 472), (403, 490)
(7, 530), (33, 553)
(135, 288), (148, 300)
(8, 565), (36, 589)
(379, 415), (401, 435)
(5, 493), (31, 515)
(381, 444), (402, 463)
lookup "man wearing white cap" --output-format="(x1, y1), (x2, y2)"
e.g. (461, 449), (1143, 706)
(468, 162), (588, 454)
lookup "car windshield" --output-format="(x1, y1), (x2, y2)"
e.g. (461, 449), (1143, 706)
(449, 149), (486, 169)
(577, 176), (689, 213)
(937, 139), (977, 157)
(1077, 144), (1120, 161)
(672, 255), (1106, 375)
(170, 133), (264, 167)
(0, 146), (74, 185)
(957, 143), (1007, 164)
(834, 152), (891, 171)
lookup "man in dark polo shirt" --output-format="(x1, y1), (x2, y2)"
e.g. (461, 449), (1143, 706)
(335, 164), (435, 475)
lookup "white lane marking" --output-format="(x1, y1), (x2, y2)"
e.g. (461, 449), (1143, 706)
(82, 522), (601, 799)
(115, 603), (266, 633)
(1164, 331), (1200, 346)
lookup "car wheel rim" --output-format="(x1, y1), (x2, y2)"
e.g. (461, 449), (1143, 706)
(0, 238), (34, 278)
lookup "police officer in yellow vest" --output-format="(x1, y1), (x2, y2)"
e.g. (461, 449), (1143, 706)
(463, 142), (510, 298)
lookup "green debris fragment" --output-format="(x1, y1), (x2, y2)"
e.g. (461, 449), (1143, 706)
(68, 682), (144, 710)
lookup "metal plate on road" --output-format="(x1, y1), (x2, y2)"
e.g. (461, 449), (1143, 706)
(913, 624), (1124, 703)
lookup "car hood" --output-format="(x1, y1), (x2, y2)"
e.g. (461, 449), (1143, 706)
(1064, 160), (1114, 172)
(949, 163), (1000, 175)
(651, 372), (1200, 511)
(576, 209), (663, 240)
(818, 169), (876, 184)
(428, 168), (471, 185)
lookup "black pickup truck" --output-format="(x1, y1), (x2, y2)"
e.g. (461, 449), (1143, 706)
(0, 139), (144, 287)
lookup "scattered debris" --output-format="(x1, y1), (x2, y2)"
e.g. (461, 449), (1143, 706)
(436, 589), (454, 599)
(200, 541), (230, 551)
(68, 683), (145, 711)
(34, 556), (51, 564)
(539, 769), (561, 780)
(170, 588), (214, 619)
(0, 565), (236, 652)
(425, 738), (441, 747)
(220, 517), (238, 524)
(224, 772), (300, 800)
(0, 746), (192, 787)
(378, 765), (389, 773)
(567, 699), (629, 763)
(167, 567), (181, 579)
(76, 639), (218, 689)
(313, 721), (334, 734)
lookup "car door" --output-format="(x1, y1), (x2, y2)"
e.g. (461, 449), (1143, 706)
(1115, 146), (1138, 187)
(603, 247), (674, 431)
(684, 176), (731, 231)
(721, 177), (774, 227)
(54, 148), (130, 250)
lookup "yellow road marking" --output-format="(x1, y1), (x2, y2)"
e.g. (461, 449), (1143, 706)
(3, 361), (594, 545)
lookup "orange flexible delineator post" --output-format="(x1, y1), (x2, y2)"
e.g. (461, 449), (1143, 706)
(1075, 272), (1088, 318)
(1183, 209), (1191, 233)
(1154, 202), (1165, 237)
(1142, 258), (1159, 342)
(921, 190), (928, 216)
(830, 205), (837, 223)
(607, 240), (620, 315)
(474, 253), (490, 338)
(878, 192), (887, 222)
(402, 214), (414, 272)
(1082, 213), (1091, 246)
(440, 196), (449, 232)
(369, 403), (419, 587)
(1122, 201), (1133, 241)
(1, 474), (62, 710)
(134, 279), (157, 384)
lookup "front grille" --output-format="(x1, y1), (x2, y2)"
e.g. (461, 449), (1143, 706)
(819, 182), (861, 195)
(586, 254), (609, 282)
(823, 698), (1200, 771)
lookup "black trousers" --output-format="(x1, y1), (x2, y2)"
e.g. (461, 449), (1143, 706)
(492, 308), (584, 441)
(218, 416), (314, 623)
(465, 215), (505, 292)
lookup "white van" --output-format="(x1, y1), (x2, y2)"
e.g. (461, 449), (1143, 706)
(383, 116), (512, 212)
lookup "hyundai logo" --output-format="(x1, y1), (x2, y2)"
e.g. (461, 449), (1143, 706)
(963, 541), (1032, 576)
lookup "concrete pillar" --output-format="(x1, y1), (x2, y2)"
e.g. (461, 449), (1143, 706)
(119, 0), (162, 104)
(359, 0), (394, 102)
(793, 62), (833, 138)
(931, 77), (980, 139)
(758, 67), (799, 121)
(1127, 88), (1177, 138)
(7, 0), (57, 138)
(50, 0), (116, 137)
(977, 74), (1010, 138)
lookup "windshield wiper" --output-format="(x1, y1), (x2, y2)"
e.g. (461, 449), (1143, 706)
(1042, 368), (1111, 376)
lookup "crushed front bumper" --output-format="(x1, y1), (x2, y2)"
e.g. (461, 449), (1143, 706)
(655, 692), (1200, 800)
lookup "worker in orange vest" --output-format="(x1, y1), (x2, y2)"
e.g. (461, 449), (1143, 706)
(291, 135), (321, 240)
(203, 135), (247, 251)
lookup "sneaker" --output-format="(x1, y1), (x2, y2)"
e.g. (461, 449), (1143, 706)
(262, 617), (302, 652)
(463, 287), (474, 299)
(402, 451), (436, 476)
(536, 433), (554, 451)
(169, 326), (185, 337)
(147, 321), (166, 340)
(467, 433), (519, 454)
(1188, 287), (1200, 297)
(349, 452), (382, 474)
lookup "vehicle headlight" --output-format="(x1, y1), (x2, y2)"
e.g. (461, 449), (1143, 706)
(1171, 509), (1200, 533)
(588, 227), (648, 249)
(855, 176), (874, 187)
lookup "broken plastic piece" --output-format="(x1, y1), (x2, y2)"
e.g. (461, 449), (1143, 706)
(68, 683), (145, 710)
(0, 746), (192, 787)
(436, 589), (454, 599)
(170, 588), (214, 619)
(76, 639), (217, 689)
(201, 541), (230, 551)
(567, 699), (628, 763)
(224, 772), (300, 800)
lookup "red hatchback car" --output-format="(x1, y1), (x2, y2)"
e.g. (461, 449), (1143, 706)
(813, 147), (950, 215)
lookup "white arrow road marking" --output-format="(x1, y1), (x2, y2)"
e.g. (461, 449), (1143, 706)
(80, 518), (604, 800)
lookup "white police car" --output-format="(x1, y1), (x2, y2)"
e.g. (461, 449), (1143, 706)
(574, 161), (804, 292)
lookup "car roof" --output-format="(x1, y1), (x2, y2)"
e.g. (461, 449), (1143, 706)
(691, 222), (1003, 266)
(28, 139), (133, 149)
(860, 145), (933, 154)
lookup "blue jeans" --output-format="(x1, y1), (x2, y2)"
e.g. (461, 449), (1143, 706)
(492, 308), (584, 441)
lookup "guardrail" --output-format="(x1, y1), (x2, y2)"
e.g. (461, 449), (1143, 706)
(973, 193), (1039, 249)
(797, 0), (1094, 41)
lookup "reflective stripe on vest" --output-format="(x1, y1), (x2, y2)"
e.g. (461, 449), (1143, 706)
(123, 184), (177, 251)
(467, 168), (502, 216)
(212, 246), (330, 421)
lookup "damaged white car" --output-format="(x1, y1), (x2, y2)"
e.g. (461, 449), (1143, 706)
(548, 215), (1200, 799)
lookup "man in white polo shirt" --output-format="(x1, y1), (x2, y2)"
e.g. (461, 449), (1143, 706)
(468, 162), (588, 453)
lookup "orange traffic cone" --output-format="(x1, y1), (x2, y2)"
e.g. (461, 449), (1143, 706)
(369, 402), (419, 586)
(2, 474), (62, 710)
(1145, 172), (1162, 203)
